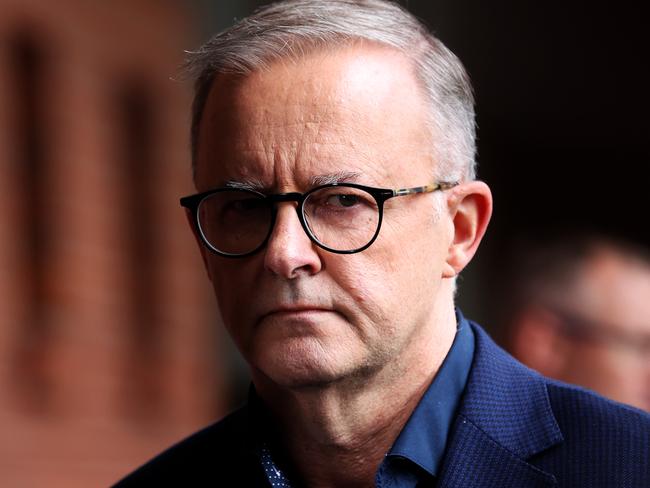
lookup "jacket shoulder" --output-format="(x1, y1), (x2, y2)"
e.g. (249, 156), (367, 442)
(461, 321), (650, 487)
(532, 372), (650, 486)
(112, 407), (265, 486)
(546, 378), (650, 433)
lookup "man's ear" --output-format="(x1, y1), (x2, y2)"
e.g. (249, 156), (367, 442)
(185, 208), (214, 282)
(442, 181), (492, 278)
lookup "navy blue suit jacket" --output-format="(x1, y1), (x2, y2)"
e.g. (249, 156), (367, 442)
(115, 322), (650, 487)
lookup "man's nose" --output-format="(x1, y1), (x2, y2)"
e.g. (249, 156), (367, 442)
(263, 203), (323, 278)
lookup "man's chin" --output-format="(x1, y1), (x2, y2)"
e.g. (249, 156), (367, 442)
(254, 355), (344, 389)
(250, 345), (384, 391)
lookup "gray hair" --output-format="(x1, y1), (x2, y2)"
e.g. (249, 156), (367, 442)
(184, 0), (477, 183)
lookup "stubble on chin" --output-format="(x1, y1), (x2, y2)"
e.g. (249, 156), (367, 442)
(249, 327), (402, 393)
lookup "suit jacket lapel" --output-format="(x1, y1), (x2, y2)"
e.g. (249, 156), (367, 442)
(436, 415), (557, 488)
(437, 323), (563, 488)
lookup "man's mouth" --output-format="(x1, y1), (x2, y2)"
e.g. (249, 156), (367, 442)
(264, 305), (331, 316)
(257, 304), (337, 326)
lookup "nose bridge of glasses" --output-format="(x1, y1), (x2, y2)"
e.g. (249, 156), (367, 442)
(266, 192), (304, 205)
(266, 192), (308, 228)
(265, 192), (305, 221)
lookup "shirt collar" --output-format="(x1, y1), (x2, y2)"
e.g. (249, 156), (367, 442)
(387, 308), (475, 477)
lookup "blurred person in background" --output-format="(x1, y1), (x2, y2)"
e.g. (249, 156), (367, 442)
(505, 233), (650, 412)
(115, 1), (650, 486)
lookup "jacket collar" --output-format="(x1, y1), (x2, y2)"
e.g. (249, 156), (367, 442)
(437, 322), (563, 487)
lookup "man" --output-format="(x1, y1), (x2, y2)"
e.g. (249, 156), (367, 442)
(116, 1), (650, 486)
(504, 234), (650, 413)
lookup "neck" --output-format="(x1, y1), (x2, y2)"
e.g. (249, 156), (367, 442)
(253, 297), (458, 487)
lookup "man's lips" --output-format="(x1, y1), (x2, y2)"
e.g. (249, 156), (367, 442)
(263, 306), (332, 317)
(259, 306), (335, 322)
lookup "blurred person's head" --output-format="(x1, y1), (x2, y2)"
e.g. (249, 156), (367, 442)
(505, 234), (650, 412)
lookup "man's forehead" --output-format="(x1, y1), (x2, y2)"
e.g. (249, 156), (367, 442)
(195, 44), (435, 189)
(576, 247), (650, 332)
(201, 43), (422, 123)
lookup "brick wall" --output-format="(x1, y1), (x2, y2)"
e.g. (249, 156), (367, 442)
(0, 1), (227, 485)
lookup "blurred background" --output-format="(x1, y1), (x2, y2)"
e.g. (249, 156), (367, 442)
(0, 0), (647, 486)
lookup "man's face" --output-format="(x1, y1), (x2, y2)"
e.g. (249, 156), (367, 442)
(194, 45), (455, 388)
(560, 250), (650, 411)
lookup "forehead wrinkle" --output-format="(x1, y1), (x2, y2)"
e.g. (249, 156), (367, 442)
(263, 117), (359, 188)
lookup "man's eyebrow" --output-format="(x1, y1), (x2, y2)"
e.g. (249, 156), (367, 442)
(224, 179), (266, 191)
(222, 172), (362, 192)
(310, 172), (362, 186)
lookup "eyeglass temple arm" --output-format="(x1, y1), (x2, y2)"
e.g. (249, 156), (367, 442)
(393, 181), (459, 196)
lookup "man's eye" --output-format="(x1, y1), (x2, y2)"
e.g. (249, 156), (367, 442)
(326, 194), (360, 208)
(229, 198), (265, 212)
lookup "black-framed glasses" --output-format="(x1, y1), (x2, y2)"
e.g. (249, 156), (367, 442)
(180, 181), (458, 257)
